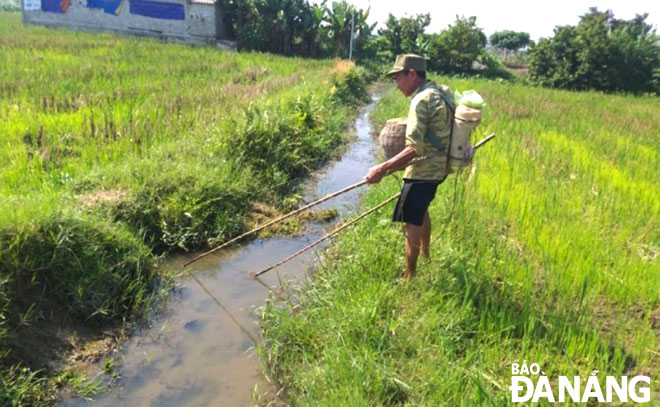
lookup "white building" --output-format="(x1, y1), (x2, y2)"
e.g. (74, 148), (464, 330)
(21, 0), (233, 45)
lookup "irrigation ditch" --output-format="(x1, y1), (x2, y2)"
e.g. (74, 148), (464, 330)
(61, 95), (383, 406)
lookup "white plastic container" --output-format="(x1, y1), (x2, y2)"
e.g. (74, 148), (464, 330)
(448, 104), (482, 168)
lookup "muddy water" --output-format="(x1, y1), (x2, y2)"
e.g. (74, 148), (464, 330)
(64, 98), (380, 407)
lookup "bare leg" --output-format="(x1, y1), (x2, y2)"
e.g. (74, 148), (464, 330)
(421, 210), (431, 259)
(404, 222), (422, 281)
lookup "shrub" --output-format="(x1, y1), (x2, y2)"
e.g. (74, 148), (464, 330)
(478, 52), (517, 81)
(330, 64), (370, 105)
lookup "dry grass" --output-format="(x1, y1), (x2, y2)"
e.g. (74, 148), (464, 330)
(332, 59), (356, 76)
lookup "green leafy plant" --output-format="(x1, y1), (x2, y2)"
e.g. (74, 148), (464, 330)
(529, 8), (660, 93)
(427, 16), (487, 74)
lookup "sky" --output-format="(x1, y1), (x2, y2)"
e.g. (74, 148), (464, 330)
(314, 0), (660, 41)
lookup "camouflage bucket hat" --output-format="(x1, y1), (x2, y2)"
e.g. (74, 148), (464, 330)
(385, 54), (427, 77)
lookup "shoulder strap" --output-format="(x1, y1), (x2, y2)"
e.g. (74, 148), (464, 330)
(424, 89), (455, 151)
(438, 91), (456, 116)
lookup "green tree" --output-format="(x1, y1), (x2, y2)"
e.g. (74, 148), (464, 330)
(298, 2), (326, 57)
(220, 0), (377, 59)
(529, 8), (660, 93)
(377, 13), (431, 58)
(219, 0), (322, 55)
(321, 1), (375, 59)
(489, 30), (531, 57)
(527, 25), (579, 88)
(427, 16), (487, 73)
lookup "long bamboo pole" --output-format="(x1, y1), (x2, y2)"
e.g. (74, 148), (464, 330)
(182, 179), (368, 268)
(248, 193), (400, 279)
(473, 133), (495, 149)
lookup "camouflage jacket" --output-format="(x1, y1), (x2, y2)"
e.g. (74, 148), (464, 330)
(403, 80), (454, 180)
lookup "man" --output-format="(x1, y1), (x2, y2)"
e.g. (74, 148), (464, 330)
(365, 54), (453, 281)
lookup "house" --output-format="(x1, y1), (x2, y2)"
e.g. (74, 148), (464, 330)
(21, 0), (234, 46)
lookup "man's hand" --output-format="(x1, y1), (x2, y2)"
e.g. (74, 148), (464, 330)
(365, 164), (387, 184)
(365, 146), (418, 184)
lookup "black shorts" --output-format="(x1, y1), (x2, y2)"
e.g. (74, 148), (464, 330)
(392, 178), (445, 226)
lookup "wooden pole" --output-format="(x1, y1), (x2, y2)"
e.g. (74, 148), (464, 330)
(474, 133), (495, 149)
(249, 193), (400, 279)
(182, 179), (368, 267)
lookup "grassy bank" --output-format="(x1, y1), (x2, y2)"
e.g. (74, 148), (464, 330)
(260, 77), (660, 405)
(0, 12), (368, 405)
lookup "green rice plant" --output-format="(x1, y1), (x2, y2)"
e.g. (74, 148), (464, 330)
(261, 75), (660, 405)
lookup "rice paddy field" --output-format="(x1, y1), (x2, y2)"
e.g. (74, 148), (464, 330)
(260, 77), (660, 405)
(0, 12), (368, 404)
(2, 8), (660, 407)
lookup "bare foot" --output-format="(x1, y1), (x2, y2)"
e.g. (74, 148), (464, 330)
(404, 269), (415, 281)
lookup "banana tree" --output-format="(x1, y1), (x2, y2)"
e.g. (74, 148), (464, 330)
(322, 1), (375, 59)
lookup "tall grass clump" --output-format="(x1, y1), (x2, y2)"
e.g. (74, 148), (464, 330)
(0, 208), (156, 325)
(0, 198), (159, 405)
(0, 365), (56, 407)
(227, 95), (340, 193)
(260, 75), (660, 405)
(0, 12), (369, 404)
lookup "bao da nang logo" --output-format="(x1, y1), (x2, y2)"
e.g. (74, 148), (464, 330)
(509, 361), (651, 403)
